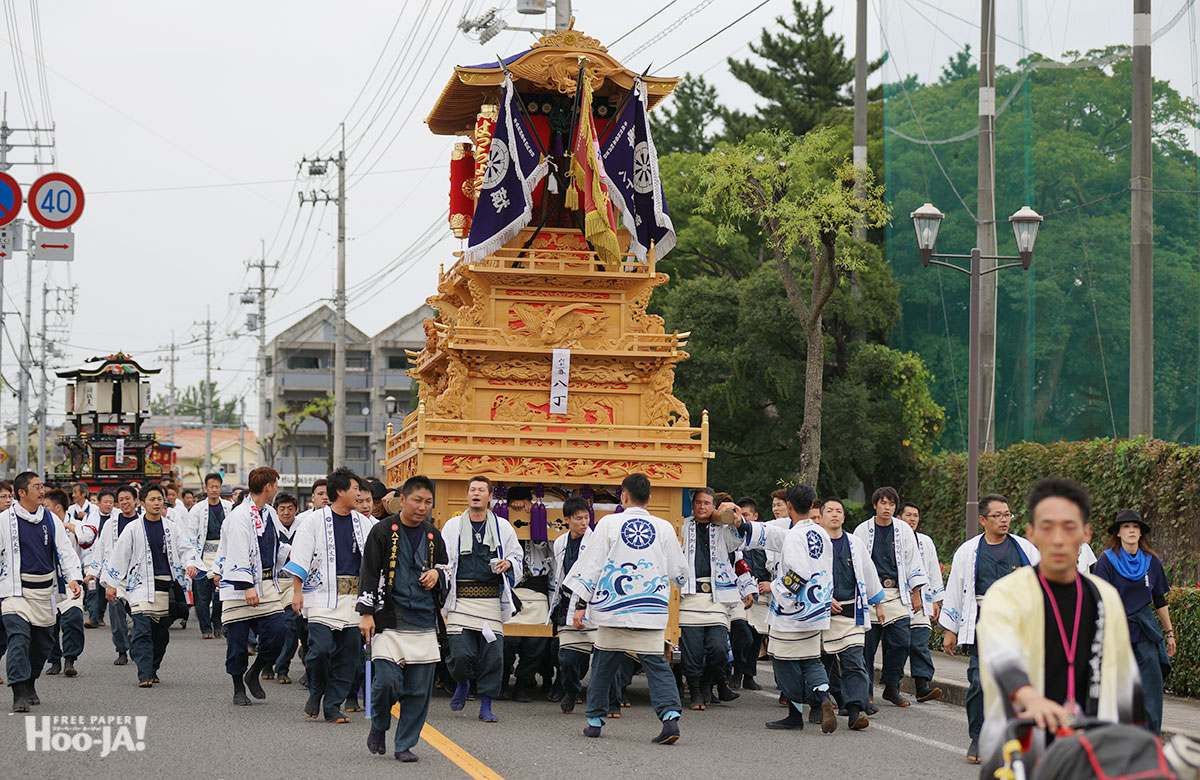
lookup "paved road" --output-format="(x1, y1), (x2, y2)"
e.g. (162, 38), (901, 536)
(2, 624), (983, 779)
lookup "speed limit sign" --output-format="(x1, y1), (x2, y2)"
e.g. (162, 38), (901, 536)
(28, 172), (85, 229)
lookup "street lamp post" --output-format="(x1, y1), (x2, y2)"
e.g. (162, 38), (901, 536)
(911, 203), (1044, 539)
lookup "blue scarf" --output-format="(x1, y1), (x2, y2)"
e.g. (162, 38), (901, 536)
(1103, 547), (1152, 581)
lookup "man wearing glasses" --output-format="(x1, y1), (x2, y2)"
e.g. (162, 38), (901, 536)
(939, 493), (1040, 765)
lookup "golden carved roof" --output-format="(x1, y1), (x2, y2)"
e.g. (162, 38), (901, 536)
(425, 28), (680, 136)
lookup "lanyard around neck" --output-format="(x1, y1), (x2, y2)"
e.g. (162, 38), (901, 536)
(1037, 570), (1084, 705)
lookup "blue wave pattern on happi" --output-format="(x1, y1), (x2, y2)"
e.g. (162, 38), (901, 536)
(771, 568), (832, 623)
(590, 559), (670, 616)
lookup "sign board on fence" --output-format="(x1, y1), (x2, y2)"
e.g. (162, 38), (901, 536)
(34, 230), (74, 262)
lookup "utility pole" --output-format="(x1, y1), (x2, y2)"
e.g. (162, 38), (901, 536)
(36, 283), (47, 475)
(976, 0), (999, 452)
(853, 0), (867, 241)
(18, 229), (33, 471)
(1130, 0), (1154, 436)
(163, 334), (178, 444)
(245, 241), (276, 465)
(555, 0), (571, 30)
(298, 125), (347, 467)
(2, 96), (56, 471)
(199, 309), (214, 473)
(238, 397), (246, 483)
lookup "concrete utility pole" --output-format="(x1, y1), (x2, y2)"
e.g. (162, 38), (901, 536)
(200, 309), (213, 472)
(238, 397), (246, 484)
(18, 228), (33, 471)
(555, 0), (571, 30)
(164, 335), (178, 444)
(977, 0), (999, 452)
(2, 99), (56, 471)
(36, 283), (47, 475)
(298, 125), (347, 468)
(1130, 0), (1154, 436)
(246, 242), (276, 465)
(853, 0), (867, 241)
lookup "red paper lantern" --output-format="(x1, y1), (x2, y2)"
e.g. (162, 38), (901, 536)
(449, 142), (474, 239)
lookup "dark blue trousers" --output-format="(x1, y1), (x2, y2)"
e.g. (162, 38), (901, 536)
(831, 645), (870, 709)
(191, 577), (221, 635)
(274, 605), (303, 675)
(504, 635), (549, 685)
(3, 613), (53, 685)
(108, 599), (130, 654)
(773, 656), (830, 708)
(864, 616), (911, 689)
(130, 613), (170, 683)
(731, 618), (760, 679)
(680, 624), (728, 679)
(1133, 639), (1165, 735)
(371, 660), (436, 753)
(84, 584), (105, 624)
(908, 624), (936, 680)
(447, 629), (503, 698)
(224, 611), (285, 676)
(305, 622), (361, 716)
(966, 647), (983, 740)
(48, 607), (85, 663)
(586, 649), (679, 722)
(558, 647), (590, 704)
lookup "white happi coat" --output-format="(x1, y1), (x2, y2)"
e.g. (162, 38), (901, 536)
(938, 532), (1040, 647)
(99, 515), (200, 605)
(0, 504), (84, 598)
(1077, 542), (1098, 573)
(87, 512), (138, 579)
(216, 502), (291, 602)
(743, 517), (833, 631)
(681, 516), (744, 604)
(440, 509), (522, 622)
(835, 532), (887, 627)
(66, 501), (101, 570)
(852, 517), (929, 608)
(548, 527), (593, 623)
(281, 506), (376, 610)
(564, 508), (687, 630)
(914, 531), (945, 618)
(186, 498), (233, 560)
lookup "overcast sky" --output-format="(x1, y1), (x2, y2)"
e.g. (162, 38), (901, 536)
(0, 0), (1194, 435)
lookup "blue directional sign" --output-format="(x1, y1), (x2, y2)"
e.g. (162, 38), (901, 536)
(0, 172), (22, 227)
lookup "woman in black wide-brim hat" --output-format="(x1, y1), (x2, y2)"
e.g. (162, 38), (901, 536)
(1093, 509), (1176, 735)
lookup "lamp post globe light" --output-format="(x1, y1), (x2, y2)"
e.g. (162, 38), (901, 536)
(385, 395), (398, 417)
(911, 203), (1044, 538)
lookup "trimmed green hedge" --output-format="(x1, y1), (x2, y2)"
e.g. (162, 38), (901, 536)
(1166, 587), (1200, 698)
(899, 438), (1200, 585)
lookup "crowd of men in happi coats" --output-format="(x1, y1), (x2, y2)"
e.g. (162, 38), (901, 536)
(4, 465), (1200, 775)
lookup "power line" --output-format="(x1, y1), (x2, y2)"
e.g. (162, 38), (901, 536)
(625, 0), (717, 62)
(610, 1), (679, 47)
(653, 0), (773, 74)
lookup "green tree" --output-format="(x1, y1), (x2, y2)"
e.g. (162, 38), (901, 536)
(276, 402), (311, 491)
(883, 46), (1200, 448)
(649, 73), (722, 154)
(689, 128), (890, 484)
(724, 0), (881, 140)
(152, 381), (239, 426)
(302, 395), (337, 474)
(939, 44), (977, 84)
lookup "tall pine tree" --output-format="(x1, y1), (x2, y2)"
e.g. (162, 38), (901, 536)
(723, 0), (879, 140)
(649, 73), (722, 154)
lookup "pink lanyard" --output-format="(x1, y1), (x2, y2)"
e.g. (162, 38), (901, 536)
(1037, 571), (1084, 704)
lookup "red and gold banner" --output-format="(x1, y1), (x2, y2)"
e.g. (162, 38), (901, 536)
(567, 77), (620, 269)
(472, 104), (498, 199)
(449, 142), (474, 238)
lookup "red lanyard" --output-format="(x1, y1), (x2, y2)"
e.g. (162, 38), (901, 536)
(1037, 571), (1084, 704)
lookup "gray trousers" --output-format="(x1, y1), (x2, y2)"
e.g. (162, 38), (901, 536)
(447, 629), (503, 698)
(371, 660), (436, 752)
(587, 649), (680, 721)
(680, 624), (727, 679)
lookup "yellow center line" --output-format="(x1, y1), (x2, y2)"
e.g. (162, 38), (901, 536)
(390, 704), (505, 780)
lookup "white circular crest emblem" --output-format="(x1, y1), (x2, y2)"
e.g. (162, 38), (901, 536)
(482, 139), (510, 190)
(632, 141), (653, 194)
(620, 517), (656, 550)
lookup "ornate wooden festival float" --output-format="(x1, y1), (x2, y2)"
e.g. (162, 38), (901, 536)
(383, 28), (706, 639)
(53, 352), (177, 489)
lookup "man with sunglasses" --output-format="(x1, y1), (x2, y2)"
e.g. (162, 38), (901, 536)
(939, 493), (1040, 765)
